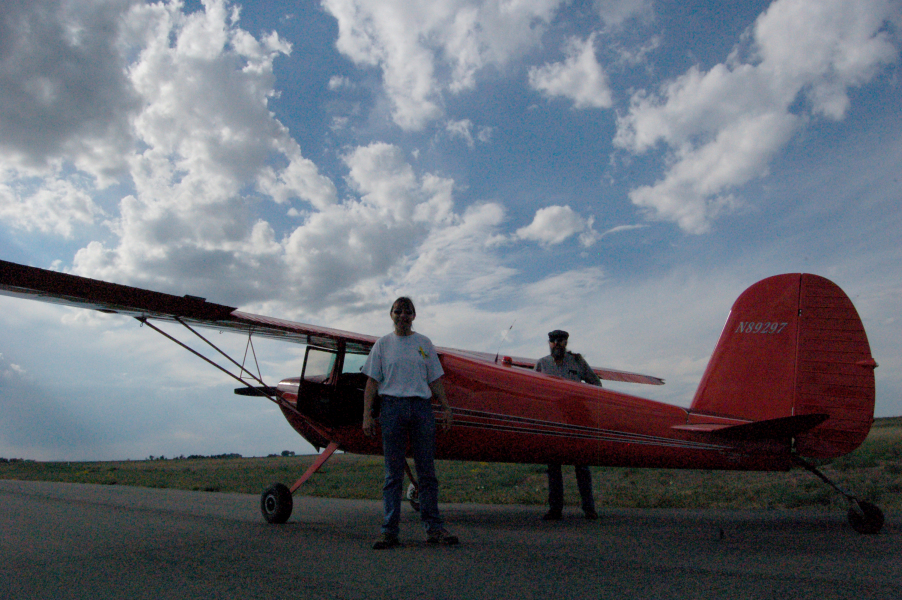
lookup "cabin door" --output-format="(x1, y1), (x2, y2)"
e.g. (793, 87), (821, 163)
(298, 345), (367, 426)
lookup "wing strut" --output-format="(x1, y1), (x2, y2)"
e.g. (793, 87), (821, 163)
(240, 328), (264, 384)
(173, 315), (264, 385)
(137, 316), (301, 417)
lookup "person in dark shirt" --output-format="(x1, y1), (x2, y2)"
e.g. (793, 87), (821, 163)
(534, 329), (600, 520)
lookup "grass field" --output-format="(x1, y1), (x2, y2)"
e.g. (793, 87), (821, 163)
(3, 418), (900, 511)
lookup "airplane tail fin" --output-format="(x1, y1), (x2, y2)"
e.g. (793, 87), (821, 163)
(689, 274), (877, 459)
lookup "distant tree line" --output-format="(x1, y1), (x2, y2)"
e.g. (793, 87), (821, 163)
(144, 450), (297, 461)
(147, 453), (244, 461)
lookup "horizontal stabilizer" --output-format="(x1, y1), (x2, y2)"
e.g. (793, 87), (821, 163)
(673, 414), (830, 440)
(234, 386), (280, 397)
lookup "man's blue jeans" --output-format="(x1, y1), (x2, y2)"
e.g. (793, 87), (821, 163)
(379, 395), (443, 536)
(547, 463), (595, 513)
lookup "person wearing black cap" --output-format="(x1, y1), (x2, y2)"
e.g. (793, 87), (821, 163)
(534, 329), (601, 520)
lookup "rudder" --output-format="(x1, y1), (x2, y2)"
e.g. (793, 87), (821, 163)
(794, 275), (876, 458)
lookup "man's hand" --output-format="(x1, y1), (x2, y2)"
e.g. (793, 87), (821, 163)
(438, 405), (454, 432)
(363, 412), (376, 437)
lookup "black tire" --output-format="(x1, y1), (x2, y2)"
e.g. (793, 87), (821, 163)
(261, 483), (293, 524)
(848, 500), (884, 535)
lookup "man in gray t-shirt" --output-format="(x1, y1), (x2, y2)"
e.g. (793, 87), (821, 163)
(361, 296), (458, 549)
(534, 329), (600, 521)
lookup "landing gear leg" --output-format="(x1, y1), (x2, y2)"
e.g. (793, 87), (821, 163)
(792, 455), (884, 534)
(404, 460), (420, 512)
(260, 441), (341, 524)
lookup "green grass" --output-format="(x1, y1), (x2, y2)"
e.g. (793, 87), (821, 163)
(3, 418), (900, 510)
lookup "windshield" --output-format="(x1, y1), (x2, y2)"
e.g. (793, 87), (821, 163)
(303, 347), (337, 381)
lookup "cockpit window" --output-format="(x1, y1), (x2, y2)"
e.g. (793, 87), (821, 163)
(342, 352), (368, 374)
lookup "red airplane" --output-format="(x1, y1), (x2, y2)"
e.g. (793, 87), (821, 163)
(0, 259), (883, 533)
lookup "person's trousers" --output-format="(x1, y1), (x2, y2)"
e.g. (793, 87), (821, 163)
(547, 463), (595, 513)
(379, 395), (443, 536)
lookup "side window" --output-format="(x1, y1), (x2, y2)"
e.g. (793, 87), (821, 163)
(342, 352), (368, 374)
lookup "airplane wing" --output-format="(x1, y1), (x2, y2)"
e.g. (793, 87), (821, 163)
(0, 259), (377, 355)
(1, 259), (665, 383)
(441, 348), (665, 386)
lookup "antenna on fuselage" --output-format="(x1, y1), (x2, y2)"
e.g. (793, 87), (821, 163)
(493, 319), (516, 363)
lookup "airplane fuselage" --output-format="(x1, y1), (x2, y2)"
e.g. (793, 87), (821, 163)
(276, 352), (791, 472)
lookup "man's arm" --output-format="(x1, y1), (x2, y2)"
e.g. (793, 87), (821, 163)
(575, 354), (602, 387)
(362, 377), (379, 436)
(429, 377), (453, 432)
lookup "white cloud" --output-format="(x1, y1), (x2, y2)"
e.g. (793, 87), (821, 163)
(445, 118), (493, 147)
(599, 224), (647, 238)
(229, 141), (509, 314)
(0, 1), (524, 317)
(754, 0), (900, 119)
(626, 110), (799, 233)
(516, 205), (598, 247)
(0, 0), (138, 182)
(615, 0), (900, 233)
(328, 75), (353, 90)
(322, 0), (567, 130)
(1, 0), (328, 263)
(593, 0), (654, 28)
(125, 0), (296, 195)
(528, 34), (614, 109)
(258, 140), (339, 210)
(402, 202), (513, 298)
(0, 353), (26, 380)
(343, 143), (432, 221)
(446, 119), (475, 147)
(39, 0), (337, 305)
(0, 175), (104, 237)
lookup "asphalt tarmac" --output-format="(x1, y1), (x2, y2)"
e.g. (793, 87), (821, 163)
(1, 480), (899, 599)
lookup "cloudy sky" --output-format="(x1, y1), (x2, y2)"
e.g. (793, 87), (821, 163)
(1, 0), (900, 461)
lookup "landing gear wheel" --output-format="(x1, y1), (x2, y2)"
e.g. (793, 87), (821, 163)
(261, 483), (293, 524)
(407, 483), (420, 512)
(848, 500), (884, 535)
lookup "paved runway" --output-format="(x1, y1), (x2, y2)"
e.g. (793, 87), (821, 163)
(1, 480), (899, 599)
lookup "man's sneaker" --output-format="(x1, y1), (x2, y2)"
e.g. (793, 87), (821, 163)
(427, 528), (459, 545)
(541, 510), (562, 521)
(583, 509), (599, 520)
(372, 533), (399, 550)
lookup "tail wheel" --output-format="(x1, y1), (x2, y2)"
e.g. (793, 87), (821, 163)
(261, 483), (293, 524)
(848, 500), (884, 535)
(406, 483), (420, 512)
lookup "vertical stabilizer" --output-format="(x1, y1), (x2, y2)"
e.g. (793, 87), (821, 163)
(690, 274), (875, 458)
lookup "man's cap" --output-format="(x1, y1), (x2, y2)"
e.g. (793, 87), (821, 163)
(548, 329), (569, 341)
